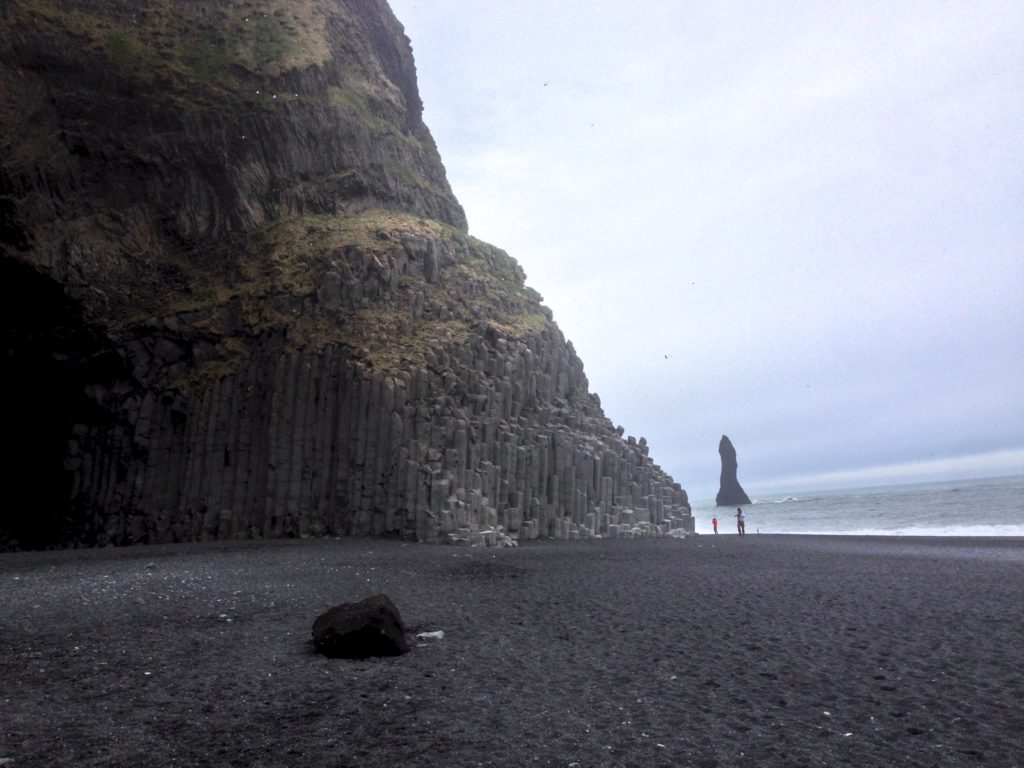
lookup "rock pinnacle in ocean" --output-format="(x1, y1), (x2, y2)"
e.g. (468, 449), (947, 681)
(716, 435), (752, 506)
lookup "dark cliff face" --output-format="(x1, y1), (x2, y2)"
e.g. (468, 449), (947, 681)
(716, 435), (751, 507)
(0, 0), (692, 549)
(1, 0), (465, 311)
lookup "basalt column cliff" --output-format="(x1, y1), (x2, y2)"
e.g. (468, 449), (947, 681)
(0, 0), (692, 549)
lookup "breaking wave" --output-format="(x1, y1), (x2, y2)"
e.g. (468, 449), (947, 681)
(692, 476), (1023, 537)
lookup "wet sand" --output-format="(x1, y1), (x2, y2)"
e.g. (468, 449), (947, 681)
(1, 535), (1022, 767)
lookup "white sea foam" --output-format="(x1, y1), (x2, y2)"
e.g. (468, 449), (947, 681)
(691, 475), (1024, 537)
(831, 524), (1024, 538)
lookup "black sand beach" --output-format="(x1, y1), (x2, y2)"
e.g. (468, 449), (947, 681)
(1, 535), (1022, 767)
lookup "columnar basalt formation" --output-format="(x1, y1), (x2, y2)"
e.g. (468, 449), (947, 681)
(716, 435), (751, 507)
(0, 0), (692, 549)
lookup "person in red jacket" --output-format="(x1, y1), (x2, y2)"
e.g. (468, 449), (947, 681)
(712, 517), (719, 534)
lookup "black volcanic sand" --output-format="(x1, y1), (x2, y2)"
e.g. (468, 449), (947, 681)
(2, 536), (1022, 767)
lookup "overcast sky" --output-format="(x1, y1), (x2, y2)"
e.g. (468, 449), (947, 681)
(388, 0), (1024, 501)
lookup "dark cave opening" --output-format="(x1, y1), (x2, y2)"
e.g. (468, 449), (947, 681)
(1, 260), (122, 549)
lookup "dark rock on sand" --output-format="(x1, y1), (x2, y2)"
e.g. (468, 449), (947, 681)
(312, 594), (409, 658)
(716, 434), (752, 506)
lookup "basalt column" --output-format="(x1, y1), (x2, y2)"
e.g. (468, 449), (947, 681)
(53, 324), (693, 547)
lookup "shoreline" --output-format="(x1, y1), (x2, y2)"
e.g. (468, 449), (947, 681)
(2, 536), (1022, 766)
(3, 532), (1022, 570)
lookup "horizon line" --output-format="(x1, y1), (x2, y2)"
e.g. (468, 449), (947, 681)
(687, 448), (1024, 502)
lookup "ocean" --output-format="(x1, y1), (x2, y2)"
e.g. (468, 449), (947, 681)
(689, 474), (1024, 537)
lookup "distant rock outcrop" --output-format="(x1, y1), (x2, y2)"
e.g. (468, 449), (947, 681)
(0, 0), (692, 549)
(716, 436), (751, 506)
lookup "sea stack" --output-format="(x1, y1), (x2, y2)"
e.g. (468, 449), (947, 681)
(716, 435), (752, 506)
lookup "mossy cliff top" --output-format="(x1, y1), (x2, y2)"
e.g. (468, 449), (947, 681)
(1, 0), (466, 269)
(4, 0), (416, 119)
(0, 1), (552, 384)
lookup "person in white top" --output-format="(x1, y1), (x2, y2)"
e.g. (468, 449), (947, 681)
(735, 507), (746, 535)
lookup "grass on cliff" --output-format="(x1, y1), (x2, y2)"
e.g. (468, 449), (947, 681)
(11, 0), (428, 154)
(11, 0), (334, 106)
(150, 210), (551, 384)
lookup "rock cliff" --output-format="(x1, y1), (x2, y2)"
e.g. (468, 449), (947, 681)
(0, 0), (692, 549)
(715, 435), (751, 507)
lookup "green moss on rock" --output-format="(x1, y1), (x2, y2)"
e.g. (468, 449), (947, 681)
(12, 0), (335, 108)
(140, 210), (555, 383)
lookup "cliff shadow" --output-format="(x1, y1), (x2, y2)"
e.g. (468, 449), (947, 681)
(0, 260), (125, 549)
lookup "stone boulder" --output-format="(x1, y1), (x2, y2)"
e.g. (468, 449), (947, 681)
(312, 594), (409, 659)
(716, 435), (752, 506)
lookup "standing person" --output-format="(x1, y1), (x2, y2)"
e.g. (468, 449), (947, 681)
(712, 516), (718, 534)
(735, 507), (746, 535)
